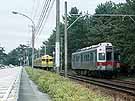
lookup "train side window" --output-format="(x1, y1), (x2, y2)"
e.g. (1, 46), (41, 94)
(91, 53), (93, 61)
(87, 54), (90, 61)
(86, 54), (87, 61)
(78, 55), (80, 62)
(83, 54), (85, 62)
(76, 55), (79, 62)
(89, 53), (93, 61)
(81, 54), (83, 62)
(75, 56), (76, 62)
(76, 56), (78, 62)
(72, 56), (74, 62)
(84, 55), (86, 61)
(89, 53), (91, 61)
(86, 54), (88, 61)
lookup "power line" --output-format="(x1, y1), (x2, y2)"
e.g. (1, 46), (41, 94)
(31, 0), (36, 19)
(35, 0), (55, 40)
(29, 0), (52, 48)
(35, 0), (49, 30)
(29, 0), (50, 46)
(32, 0), (42, 21)
(35, 0), (51, 36)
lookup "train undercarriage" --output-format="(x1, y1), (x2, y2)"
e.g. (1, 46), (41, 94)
(73, 69), (119, 78)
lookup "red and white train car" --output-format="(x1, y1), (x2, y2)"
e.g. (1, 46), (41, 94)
(72, 42), (120, 77)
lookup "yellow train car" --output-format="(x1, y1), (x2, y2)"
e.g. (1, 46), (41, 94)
(34, 55), (54, 70)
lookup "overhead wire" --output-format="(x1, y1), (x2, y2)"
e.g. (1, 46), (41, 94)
(35, 0), (49, 32)
(29, 0), (50, 47)
(29, 0), (54, 48)
(31, 0), (36, 19)
(32, 0), (42, 21)
(35, 0), (51, 37)
(35, 0), (55, 40)
(29, 0), (45, 46)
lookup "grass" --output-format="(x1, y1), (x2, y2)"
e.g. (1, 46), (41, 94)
(26, 67), (111, 101)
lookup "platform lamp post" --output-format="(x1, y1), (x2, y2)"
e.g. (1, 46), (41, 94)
(12, 11), (35, 71)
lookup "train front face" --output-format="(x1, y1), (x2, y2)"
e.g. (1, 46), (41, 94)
(41, 55), (53, 69)
(96, 43), (120, 73)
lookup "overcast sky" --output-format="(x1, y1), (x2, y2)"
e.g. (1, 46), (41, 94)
(0, 0), (125, 53)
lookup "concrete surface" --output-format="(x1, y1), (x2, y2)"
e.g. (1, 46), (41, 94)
(19, 69), (51, 101)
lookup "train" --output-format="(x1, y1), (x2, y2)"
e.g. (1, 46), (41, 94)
(34, 55), (54, 70)
(71, 42), (121, 77)
(33, 42), (124, 77)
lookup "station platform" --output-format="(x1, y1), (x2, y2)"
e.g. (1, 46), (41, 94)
(19, 68), (51, 101)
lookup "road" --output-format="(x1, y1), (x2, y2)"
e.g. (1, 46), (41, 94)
(0, 67), (22, 101)
(0, 66), (51, 101)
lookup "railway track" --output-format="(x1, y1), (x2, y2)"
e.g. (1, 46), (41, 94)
(60, 73), (135, 96)
(111, 79), (135, 85)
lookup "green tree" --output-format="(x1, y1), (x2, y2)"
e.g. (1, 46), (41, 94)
(40, 1), (135, 68)
(6, 44), (33, 66)
(0, 47), (7, 64)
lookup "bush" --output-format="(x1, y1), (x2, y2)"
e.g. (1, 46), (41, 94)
(26, 68), (111, 101)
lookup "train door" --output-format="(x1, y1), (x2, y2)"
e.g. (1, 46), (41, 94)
(76, 54), (81, 69)
(93, 52), (96, 69)
(72, 54), (80, 69)
(90, 52), (94, 69)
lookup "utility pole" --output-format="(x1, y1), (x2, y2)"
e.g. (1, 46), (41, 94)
(27, 41), (30, 66)
(38, 48), (40, 58)
(32, 26), (35, 70)
(60, 37), (63, 72)
(24, 49), (27, 66)
(55, 0), (60, 73)
(44, 45), (46, 55)
(64, 1), (68, 77)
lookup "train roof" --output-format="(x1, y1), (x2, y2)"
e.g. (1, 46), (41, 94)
(75, 42), (112, 53)
(41, 55), (53, 59)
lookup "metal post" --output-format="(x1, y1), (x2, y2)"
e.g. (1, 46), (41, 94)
(38, 48), (40, 57)
(26, 47), (28, 66)
(12, 11), (35, 69)
(64, 1), (68, 77)
(60, 37), (63, 72)
(44, 45), (46, 55)
(32, 26), (35, 70)
(55, 0), (60, 73)
(27, 41), (30, 66)
(24, 47), (26, 66)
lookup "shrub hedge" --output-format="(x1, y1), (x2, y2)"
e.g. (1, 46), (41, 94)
(26, 68), (111, 101)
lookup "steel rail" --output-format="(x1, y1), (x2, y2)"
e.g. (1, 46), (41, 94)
(64, 73), (135, 96)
